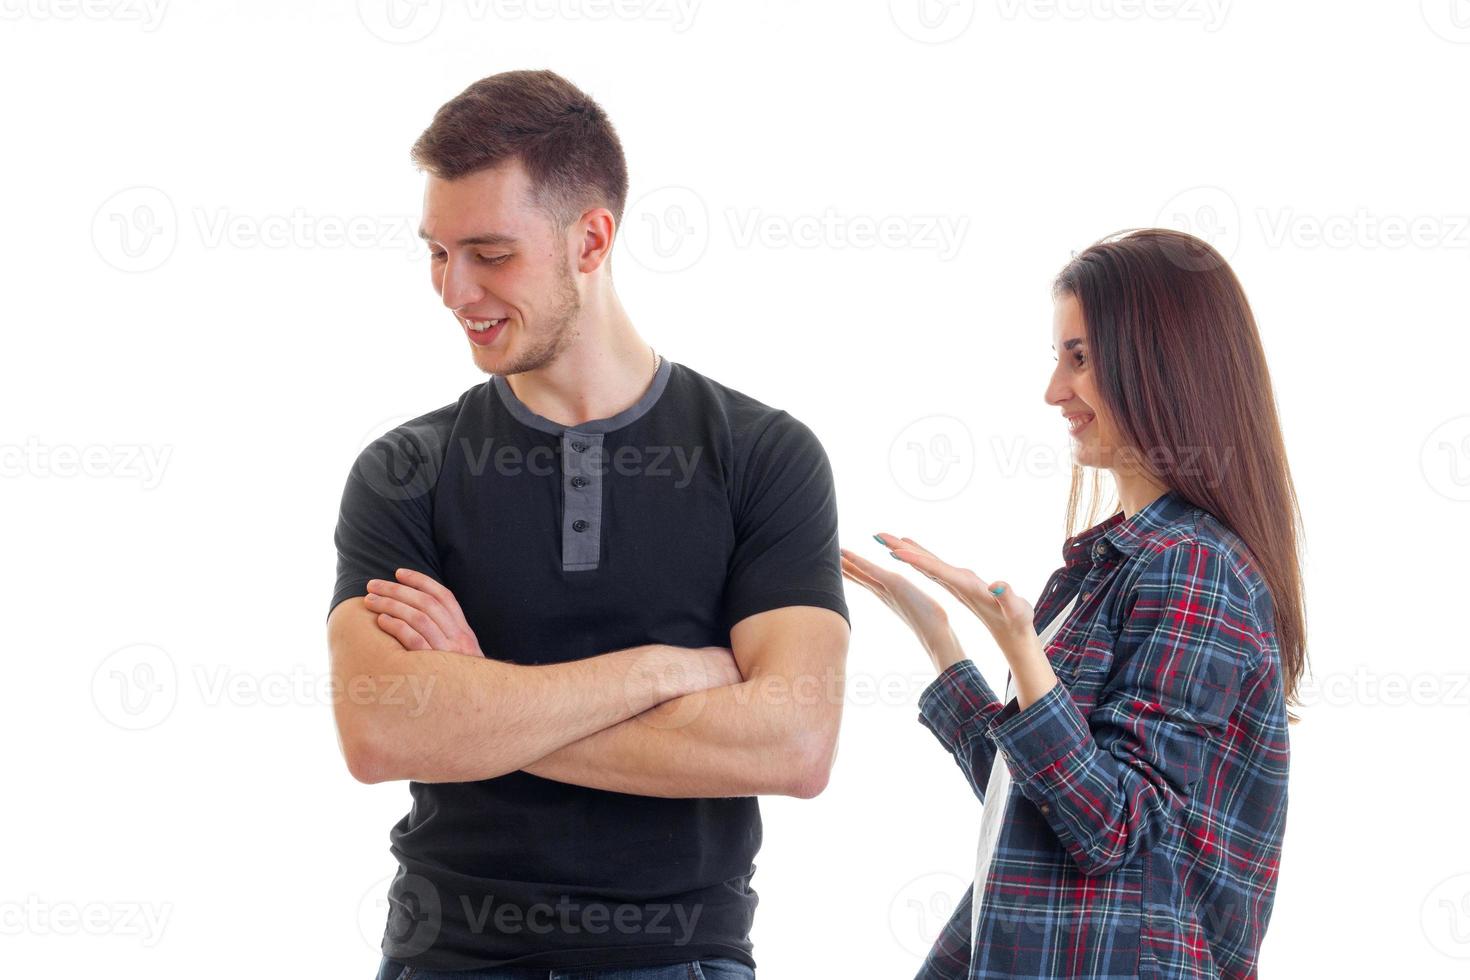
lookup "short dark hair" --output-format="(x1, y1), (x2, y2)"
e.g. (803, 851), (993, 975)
(411, 69), (629, 231)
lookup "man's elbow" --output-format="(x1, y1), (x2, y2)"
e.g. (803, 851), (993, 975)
(338, 708), (414, 787)
(783, 727), (839, 799)
(335, 713), (519, 785)
(338, 722), (395, 784)
(786, 760), (832, 799)
(334, 708), (418, 784)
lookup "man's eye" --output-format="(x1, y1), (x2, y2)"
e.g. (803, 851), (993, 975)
(428, 251), (507, 264)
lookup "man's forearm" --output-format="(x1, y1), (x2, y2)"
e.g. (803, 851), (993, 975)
(331, 600), (722, 784)
(522, 668), (844, 799)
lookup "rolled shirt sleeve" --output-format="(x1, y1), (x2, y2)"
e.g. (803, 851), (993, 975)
(985, 538), (1255, 877)
(917, 659), (1007, 805)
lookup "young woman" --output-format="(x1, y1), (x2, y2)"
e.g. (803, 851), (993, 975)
(843, 229), (1304, 980)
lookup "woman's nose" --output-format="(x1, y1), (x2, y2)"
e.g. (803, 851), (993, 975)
(1043, 366), (1070, 406)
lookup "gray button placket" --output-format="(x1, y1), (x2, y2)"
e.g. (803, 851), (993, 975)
(490, 355), (673, 575)
(561, 430), (604, 571)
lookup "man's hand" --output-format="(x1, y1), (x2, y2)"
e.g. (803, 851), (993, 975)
(365, 568), (744, 693)
(363, 567), (484, 657)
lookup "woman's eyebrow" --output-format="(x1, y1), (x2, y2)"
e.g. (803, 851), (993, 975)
(1050, 338), (1086, 351)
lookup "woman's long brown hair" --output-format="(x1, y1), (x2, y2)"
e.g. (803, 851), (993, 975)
(1054, 229), (1307, 720)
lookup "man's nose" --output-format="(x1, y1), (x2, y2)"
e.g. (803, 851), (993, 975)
(439, 256), (483, 311)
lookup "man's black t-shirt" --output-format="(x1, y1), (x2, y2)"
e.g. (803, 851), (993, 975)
(329, 356), (849, 971)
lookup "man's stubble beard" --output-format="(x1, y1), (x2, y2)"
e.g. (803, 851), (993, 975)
(481, 259), (582, 377)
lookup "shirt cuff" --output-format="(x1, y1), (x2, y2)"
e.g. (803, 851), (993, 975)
(986, 678), (1091, 784)
(917, 659), (1003, 754)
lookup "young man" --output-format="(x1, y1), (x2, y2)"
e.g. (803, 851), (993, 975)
(326, 70), (850, 979)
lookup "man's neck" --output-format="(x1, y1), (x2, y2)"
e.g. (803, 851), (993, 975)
(505, 310), (659, 429)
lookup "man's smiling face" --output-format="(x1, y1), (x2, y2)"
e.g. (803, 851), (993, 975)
(419, 158), (582, 377)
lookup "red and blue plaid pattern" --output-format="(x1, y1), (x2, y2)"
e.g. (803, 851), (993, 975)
(915, 489), (1289, 979)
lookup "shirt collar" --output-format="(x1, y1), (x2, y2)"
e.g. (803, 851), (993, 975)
(492, 355), (673, 436)
(1061, 487), (1196, 566)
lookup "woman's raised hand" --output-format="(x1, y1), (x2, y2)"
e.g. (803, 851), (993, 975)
(874, 533), (1039, 664)
(840, 542), (966, 674)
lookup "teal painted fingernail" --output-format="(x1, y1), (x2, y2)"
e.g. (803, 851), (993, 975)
(888, 551), (900, 560)
(990, 585), (1006, 596)
(872, 533), (886, 545)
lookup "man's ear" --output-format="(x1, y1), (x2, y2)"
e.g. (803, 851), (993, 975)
(574, 207), (617, 275)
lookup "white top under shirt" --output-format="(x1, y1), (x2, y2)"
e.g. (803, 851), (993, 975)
(970, 591), (1080, 947)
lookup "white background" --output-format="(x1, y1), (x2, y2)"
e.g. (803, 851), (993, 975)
(4, 1), (1469, 977)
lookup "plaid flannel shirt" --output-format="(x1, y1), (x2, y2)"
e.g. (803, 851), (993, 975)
(915, 489), (1289, 979)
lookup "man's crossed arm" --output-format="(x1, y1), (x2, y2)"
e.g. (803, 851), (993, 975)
(326, 569), (742, 786)
(327, 568), (850, 798)
(523, 597), (849, 799)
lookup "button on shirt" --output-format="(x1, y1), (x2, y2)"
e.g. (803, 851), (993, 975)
(915, 489), (1289, 980)
(330, 356), (849, 972)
